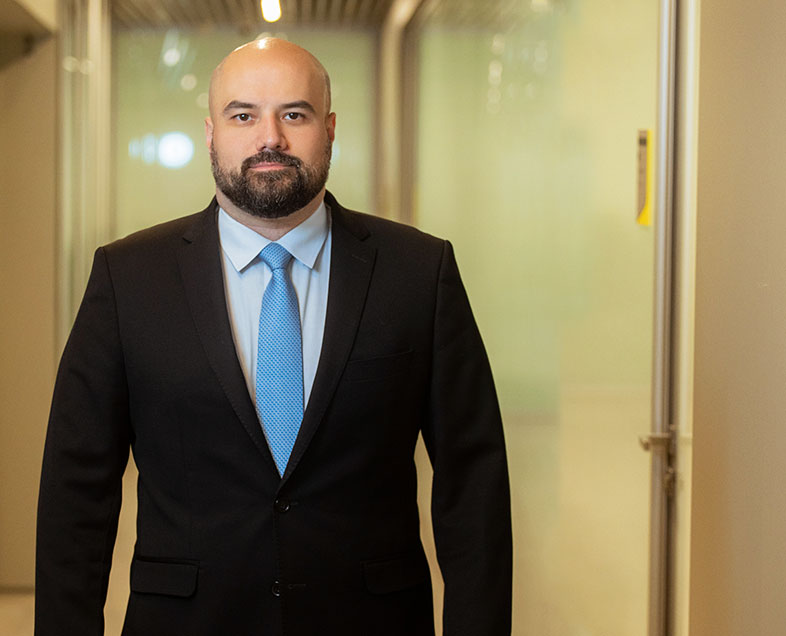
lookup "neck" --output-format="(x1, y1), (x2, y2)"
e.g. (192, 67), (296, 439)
(216, 189), (325, 241)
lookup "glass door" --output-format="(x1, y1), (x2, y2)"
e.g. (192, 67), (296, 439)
(408, 1), (659, 633)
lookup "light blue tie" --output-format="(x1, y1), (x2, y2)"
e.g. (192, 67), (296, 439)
(255, 243), (304, 476)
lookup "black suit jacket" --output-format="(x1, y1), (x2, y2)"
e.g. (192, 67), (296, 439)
(36, 192), (512, 636)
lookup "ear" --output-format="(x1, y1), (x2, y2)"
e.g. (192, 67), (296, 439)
(326, 112), (336, 142)
(205, 117), (214, 150)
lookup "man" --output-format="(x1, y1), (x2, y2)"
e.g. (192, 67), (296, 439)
(36, 38), (511, 636)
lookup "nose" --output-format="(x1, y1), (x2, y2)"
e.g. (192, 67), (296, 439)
(257, 113), (287, 152)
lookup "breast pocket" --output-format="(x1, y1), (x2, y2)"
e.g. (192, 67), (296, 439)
(342, 350), (415, 383)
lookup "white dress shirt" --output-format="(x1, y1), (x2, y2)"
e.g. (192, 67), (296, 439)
(218, 202), (332, 408)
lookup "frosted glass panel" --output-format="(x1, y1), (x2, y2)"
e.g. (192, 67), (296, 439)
(112, 28), (374, 239)
(413, 2), (658, 634)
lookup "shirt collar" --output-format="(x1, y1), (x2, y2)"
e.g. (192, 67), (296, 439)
(218, 200), (329, 273)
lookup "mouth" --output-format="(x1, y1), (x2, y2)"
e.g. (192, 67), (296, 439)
(249, 162), (293, 172)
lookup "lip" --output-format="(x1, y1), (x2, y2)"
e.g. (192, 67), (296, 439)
(249, 162), (292, 171)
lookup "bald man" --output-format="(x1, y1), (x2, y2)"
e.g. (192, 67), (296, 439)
(36, 39), (511, 636)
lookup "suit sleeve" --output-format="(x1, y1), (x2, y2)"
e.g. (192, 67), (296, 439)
(421, 240), (513, 636)
(36, 247), (131, 635)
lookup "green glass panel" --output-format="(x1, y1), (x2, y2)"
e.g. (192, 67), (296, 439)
(413, 2), (658, 633)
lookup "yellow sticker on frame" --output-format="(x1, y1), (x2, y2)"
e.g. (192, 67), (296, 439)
(637, 129), (653, 226)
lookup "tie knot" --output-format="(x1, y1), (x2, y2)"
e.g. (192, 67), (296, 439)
(260, 243), (293, 271)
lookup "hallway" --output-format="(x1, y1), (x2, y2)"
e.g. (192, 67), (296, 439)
(4, 1), (786, 635)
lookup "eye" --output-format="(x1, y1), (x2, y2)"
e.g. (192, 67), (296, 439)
(284, 112), (304, 121)
(233, 113), (252, 122)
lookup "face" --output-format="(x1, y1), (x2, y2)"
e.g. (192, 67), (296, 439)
(205, 41), (336, 219)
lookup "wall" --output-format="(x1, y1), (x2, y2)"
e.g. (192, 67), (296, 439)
(9, 0), (57, 32)
(0, 36), (58, 589)
(690, 1), (786, 633)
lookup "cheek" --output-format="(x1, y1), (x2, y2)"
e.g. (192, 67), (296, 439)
(298, 132), (330, 161)
(213, 137), (250, 165)
(213, 128), (253, 153)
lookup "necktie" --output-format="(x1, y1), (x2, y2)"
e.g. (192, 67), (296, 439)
(255, 243), (304, 476)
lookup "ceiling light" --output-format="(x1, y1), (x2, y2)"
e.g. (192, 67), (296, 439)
(261, 0), (282, 22)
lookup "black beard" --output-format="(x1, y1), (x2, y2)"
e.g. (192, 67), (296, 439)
(211, 145), (331, 219)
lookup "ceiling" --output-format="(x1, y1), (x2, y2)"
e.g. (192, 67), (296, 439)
(0, 0), (52, 34)
(110, 0), (560, 31)
(111, 0), (397, 30)
(414, 0), (557, 30)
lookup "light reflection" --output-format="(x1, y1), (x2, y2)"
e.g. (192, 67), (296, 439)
(159, 30), (190, 74)
(158, 132), (194, 169)
(128, 132), (195, 169)
(162, 48), (181, 67)
(62, 56), (80, 72)
(488, 60), (503, 86)
(141, 134), (156, 164)
(180, 74), (197, 91)
(491, 34), (505, 56)
(534, 41), (549, 74)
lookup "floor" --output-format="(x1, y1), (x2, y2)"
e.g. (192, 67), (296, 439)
(0, 593), (34, 636)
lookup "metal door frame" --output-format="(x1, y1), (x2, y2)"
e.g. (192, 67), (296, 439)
(650, 0), (699, 634)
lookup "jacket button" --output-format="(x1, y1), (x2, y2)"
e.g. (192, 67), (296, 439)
(275, 499), (291, 513)
(271, 580), (281, 597)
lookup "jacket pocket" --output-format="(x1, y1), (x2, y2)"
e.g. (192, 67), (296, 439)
(362, 550), (431, 594)
(343, 350), (415, 383)
(130, 557), (199, 598)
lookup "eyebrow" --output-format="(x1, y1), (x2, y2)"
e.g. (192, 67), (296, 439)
(281, 100), (317, 114)
(223, 100), (256, 114)
(222, 100), (317, 115)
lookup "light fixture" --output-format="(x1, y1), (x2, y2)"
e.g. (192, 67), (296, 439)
(261, 0), (282, 23)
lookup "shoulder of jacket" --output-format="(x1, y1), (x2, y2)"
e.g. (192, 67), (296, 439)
(102, 203), (214, 255)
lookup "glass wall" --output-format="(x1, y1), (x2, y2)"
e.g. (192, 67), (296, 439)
(105, 4), (660, 633)
(411, 1), (658, 634)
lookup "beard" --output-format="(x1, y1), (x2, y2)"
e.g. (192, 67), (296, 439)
(211, 143), (331, 219)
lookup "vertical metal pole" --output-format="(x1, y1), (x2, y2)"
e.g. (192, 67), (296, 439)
(377, 0), (424, 221)
(57, 0), (113, 348)
(649, 0), (678, 634)
(668, 0), (701, 633)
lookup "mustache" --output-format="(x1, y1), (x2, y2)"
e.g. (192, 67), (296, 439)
(241, 149), (302, 172)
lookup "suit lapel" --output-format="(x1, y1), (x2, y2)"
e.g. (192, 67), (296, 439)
(282, 195), (376, 482)
(176, 200), (277, 472)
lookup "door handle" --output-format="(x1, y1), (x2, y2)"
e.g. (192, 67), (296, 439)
(639, 432), (672, 452)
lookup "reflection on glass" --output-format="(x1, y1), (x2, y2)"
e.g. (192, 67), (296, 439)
(157, 132), (194, 169)
(412, 1), (658, 634)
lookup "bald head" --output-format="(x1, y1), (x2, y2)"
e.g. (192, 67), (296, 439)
(209, 38), (332, 118)
(204, 37), (336, 236)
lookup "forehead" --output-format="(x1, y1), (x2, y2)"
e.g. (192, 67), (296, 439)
(213, 51), (326, 112)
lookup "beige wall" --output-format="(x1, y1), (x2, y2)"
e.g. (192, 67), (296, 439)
(691, 1), (786, 633)
(12, 0), (57, 32)
(0, 36), (58, 588)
